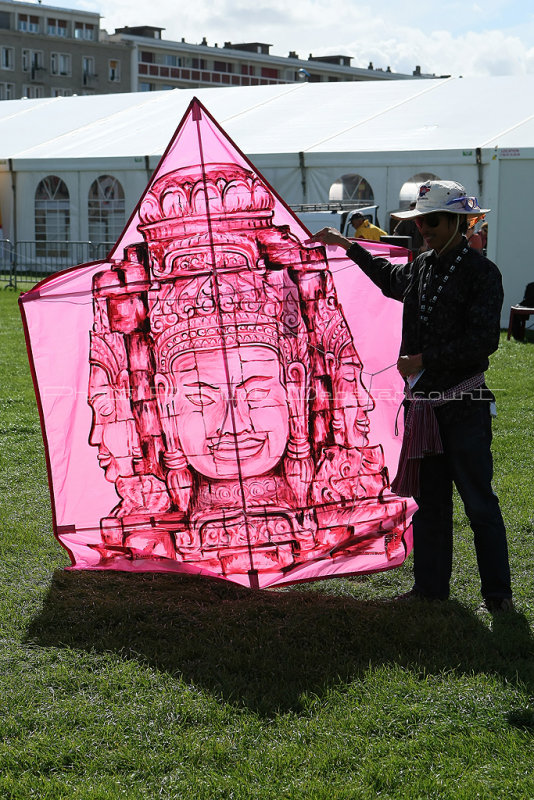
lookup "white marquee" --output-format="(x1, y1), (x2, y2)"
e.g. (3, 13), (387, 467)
(1, 76), (533, 322)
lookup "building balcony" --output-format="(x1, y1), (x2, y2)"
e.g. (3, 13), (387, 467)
(82, 72), (98, 86)
(30, 65), (47, 81)
(138, 62), (290, 86)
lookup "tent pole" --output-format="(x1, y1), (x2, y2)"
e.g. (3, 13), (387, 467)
(476, 147), (483, 199)
(299, 151), (307, 203)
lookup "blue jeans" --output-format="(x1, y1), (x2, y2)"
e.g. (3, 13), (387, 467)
(412, 400), (512, 601)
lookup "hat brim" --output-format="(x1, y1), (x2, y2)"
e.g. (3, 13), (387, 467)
(392, 206), (490, 219)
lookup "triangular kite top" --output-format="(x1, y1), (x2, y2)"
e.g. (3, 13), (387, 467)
(111, 97), (310, 261)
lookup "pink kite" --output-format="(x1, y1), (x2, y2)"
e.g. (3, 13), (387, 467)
(20, 98), (416, 589)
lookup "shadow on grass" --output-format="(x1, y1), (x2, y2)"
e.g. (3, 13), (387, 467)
(26, 570), (534, 716)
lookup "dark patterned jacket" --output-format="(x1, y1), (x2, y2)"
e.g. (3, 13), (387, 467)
(346, 236), (503, 419)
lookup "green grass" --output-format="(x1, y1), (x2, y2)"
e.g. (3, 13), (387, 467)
(1, 289), (533, 799)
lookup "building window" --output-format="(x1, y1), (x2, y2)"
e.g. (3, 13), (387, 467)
(52, 88), (73, 97)
(74, 22), (95, 41)
(1, 47), (14, 71)
(163, 54), (181, 67)
(108, 59), (120, 82)
(88, 176), (125, 243)
(22, 50), (44, 76)
(0, 82), (15, 101)
(48, 18), (68, 37)
(214, 61), (233, 73)
(23, 85), (44, 99)
(82, 56), (96, 85)
(35, 176), (70, 257)
(18, 14), (40, 33)
(241, 64), (255, 76)
(139, 51), (154, 63)
(139, 82), (154, 92)
(33, 51), (44, 70)
(51, 53), (71, 76)
(191, 58), (206, 69)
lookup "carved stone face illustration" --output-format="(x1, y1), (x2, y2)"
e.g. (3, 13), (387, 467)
(333, 347), (373, 444)
(88, 364), (141, 483)
(171, 345), (290, 480)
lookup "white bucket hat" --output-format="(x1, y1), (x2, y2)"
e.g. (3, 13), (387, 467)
(392, 180), (490, 219)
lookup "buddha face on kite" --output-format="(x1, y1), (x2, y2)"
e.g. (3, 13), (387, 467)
(88, 360), (142, 484)
(84, 156), (410, 582)
(170, 346), (290, 480)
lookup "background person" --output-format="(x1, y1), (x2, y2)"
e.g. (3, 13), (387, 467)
(348, 210), (388, 241)
(393, 201), (424, 254)
(310, 180), (513, 614)
(466, 218), (484, 252)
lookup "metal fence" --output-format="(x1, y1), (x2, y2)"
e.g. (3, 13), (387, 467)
(0, 240), (116, 290)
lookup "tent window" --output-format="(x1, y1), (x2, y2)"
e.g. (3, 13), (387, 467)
(329, 174), (374, 204)
(88, 176), (125, 243)
(35, 176), (70, 257)
(398, 172), (439, 210)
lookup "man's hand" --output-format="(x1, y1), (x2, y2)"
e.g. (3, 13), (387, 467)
(397, 354), (423, 378)
(308, 227), (352, 251)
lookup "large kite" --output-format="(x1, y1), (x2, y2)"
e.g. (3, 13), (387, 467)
(20, 98), (416, 588)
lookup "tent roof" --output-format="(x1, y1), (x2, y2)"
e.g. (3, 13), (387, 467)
(1, 76), (534, 160)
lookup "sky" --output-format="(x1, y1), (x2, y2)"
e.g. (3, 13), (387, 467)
(50, 0), (534, 78)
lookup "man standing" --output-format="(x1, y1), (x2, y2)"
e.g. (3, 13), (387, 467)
(348, 210), (388, 241)
(311, 180), (513, 613)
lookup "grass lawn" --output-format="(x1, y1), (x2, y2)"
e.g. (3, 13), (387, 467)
(1, 289), (533, 799)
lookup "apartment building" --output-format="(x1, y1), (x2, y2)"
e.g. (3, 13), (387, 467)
(109, 25), (430, 92)
(0, 0), (130, 100)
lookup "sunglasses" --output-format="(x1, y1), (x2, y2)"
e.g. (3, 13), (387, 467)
(415, 213), (443, 229)
(446, 195), (479, 211)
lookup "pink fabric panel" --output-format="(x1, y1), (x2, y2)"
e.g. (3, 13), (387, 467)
(21, 263), (122, 565)
(20, 98), (415, 588)
(325, 246), (408, 475)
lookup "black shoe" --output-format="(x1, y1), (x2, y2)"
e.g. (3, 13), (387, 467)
(477, 597), (515, 615)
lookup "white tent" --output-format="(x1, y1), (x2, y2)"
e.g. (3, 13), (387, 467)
(1, 76), (533, 322)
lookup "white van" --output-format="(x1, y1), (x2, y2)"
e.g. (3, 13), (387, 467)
(292, 204), (380, 236)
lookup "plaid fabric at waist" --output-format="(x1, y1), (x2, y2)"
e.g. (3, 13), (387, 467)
(391, 373), (485, 498)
